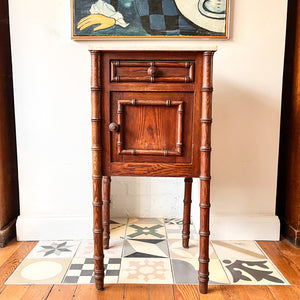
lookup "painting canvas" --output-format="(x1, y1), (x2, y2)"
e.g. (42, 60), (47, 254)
(71, 0), (229, 39)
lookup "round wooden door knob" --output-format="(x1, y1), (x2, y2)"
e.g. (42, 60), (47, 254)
(109, 122), (120, 132)
(147, 66), (158, 76)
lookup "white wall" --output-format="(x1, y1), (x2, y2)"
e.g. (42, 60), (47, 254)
(9, 0), (288, 240)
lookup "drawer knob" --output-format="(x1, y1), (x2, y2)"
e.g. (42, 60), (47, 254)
(109, 122), (120, 132)
(147, 65), (158, 76)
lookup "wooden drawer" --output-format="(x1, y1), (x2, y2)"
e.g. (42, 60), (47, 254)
(110, 60), (194, 83)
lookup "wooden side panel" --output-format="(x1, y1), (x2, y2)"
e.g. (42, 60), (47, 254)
(276, 0), (300, 246)
(0, 0), (19, 247)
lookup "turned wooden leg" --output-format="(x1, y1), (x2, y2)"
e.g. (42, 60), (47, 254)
(182, 177), (192, 248)
(199, 177), (210, 294)
(93, 177), (104, 291)
(103, 176), (111, 249)
(198, 51), (214, 294)
(91, 50), (104, 291)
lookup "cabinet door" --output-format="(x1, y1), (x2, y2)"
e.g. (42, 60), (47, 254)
(109, 91), (194, 164)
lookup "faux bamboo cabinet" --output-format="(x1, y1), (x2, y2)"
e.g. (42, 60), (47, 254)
(90, 50), (215, 294)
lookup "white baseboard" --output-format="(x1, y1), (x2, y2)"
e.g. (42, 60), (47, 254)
(17, 214), (280, 241)
(16, 215), (93, 241)
(207, 214), (280, 241)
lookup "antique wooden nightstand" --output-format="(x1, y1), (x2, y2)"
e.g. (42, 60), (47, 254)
(90, 49), (215, 294)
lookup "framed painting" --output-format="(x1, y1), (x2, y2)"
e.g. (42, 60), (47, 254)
(71, 0), (230, 39)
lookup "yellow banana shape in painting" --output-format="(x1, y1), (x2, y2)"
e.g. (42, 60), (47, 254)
(77, 14), (116, 31)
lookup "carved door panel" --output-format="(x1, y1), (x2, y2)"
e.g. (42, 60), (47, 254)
(109, 91), (194, 164)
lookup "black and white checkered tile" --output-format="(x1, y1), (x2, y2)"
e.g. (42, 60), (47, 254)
(63, 258), (121, 284)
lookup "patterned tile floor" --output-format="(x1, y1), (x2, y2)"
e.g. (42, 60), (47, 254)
(6, 218), (289, 286)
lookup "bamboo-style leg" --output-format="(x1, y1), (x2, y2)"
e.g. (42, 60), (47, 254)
(182, 177), (193, 248)
(93, 177), (104, 291)
(90, 50), (104, 291)
(199, 51), (215, 294)
(103, 176), (111, 249)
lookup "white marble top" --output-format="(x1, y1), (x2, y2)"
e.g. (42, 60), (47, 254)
(88, 43), (217, 51)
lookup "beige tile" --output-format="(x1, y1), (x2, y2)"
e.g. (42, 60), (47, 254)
(104, 239), (125, 258)
(221, 259), (288, 285)
(168, 239), (199, 259)
(212, 240), (266, 260)
(110, 224), (127, 239)
(123, 239), (168, 258)
(6, 258), (72, 284)
(171, 258), (229, 284)
(119, 258), (173, 284)
(209, 259), (230, 284)
(126, 224), (166, 240)
(74, 240), (93, 258)
(168, 239), (216, 259)
(27, 241), (80, 259)
(128, 218), (164, 224)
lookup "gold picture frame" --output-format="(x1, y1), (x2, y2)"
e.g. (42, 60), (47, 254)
(71, 0), (230, 39)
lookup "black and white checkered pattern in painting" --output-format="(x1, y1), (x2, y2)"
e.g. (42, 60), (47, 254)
(135, 0), (199, 35)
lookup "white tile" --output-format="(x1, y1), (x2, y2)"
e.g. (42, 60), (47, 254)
(27, 241), (80, 259)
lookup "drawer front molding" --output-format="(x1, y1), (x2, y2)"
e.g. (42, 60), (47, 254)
(111, 60), (194, 83)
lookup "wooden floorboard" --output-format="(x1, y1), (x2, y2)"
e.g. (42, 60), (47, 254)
(124, 284), (149, 300)
(0, 241), (37, 290)
(258, 240), (300, 285)
(46, 284), (77, 300)
(0, 239), (21, 268)
(149, 284), (174, 300)
(173, 284), (199, 300)
(96, 284), (125, 300)
(0, 285), (30, 299)
(197, 285), (224, 299)
(0, 284), (52, 300)
(220, 286), (275, 300)
(268, 285), (300, 300)
(72, 284), (100, 300)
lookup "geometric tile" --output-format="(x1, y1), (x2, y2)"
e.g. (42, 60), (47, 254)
(75, 239), (124, 259)
(171, 258), (198, 284)
(110, 223), (126, 240)
(164, 218), (194, 225)
(168, 239), (199, 259)
(63, 257), (95, 284)
(164, 218), (185, 225)
(221, 259), (288, 285)
(168, 240), (217, 259)
(165, 224), (198, 240)
(7, 217), (289, 286)
(74, 240), (94, 258)
(129, 218), (164, 225)
(6, 258), (72, 284)
(126, 224), (166, 240)
(209, 259), (230, 284)
(171, 258), (230, 285)
(103, 257), (121, 284)
(111, 218), (128, 225)
(104, 239), (124, 258)
(62, 257), (121, 284)
(119, 258), (173, 284)
(123, 239), (169, 258)
(212, 241), (267, 260)
(27, 240), (80, 258)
